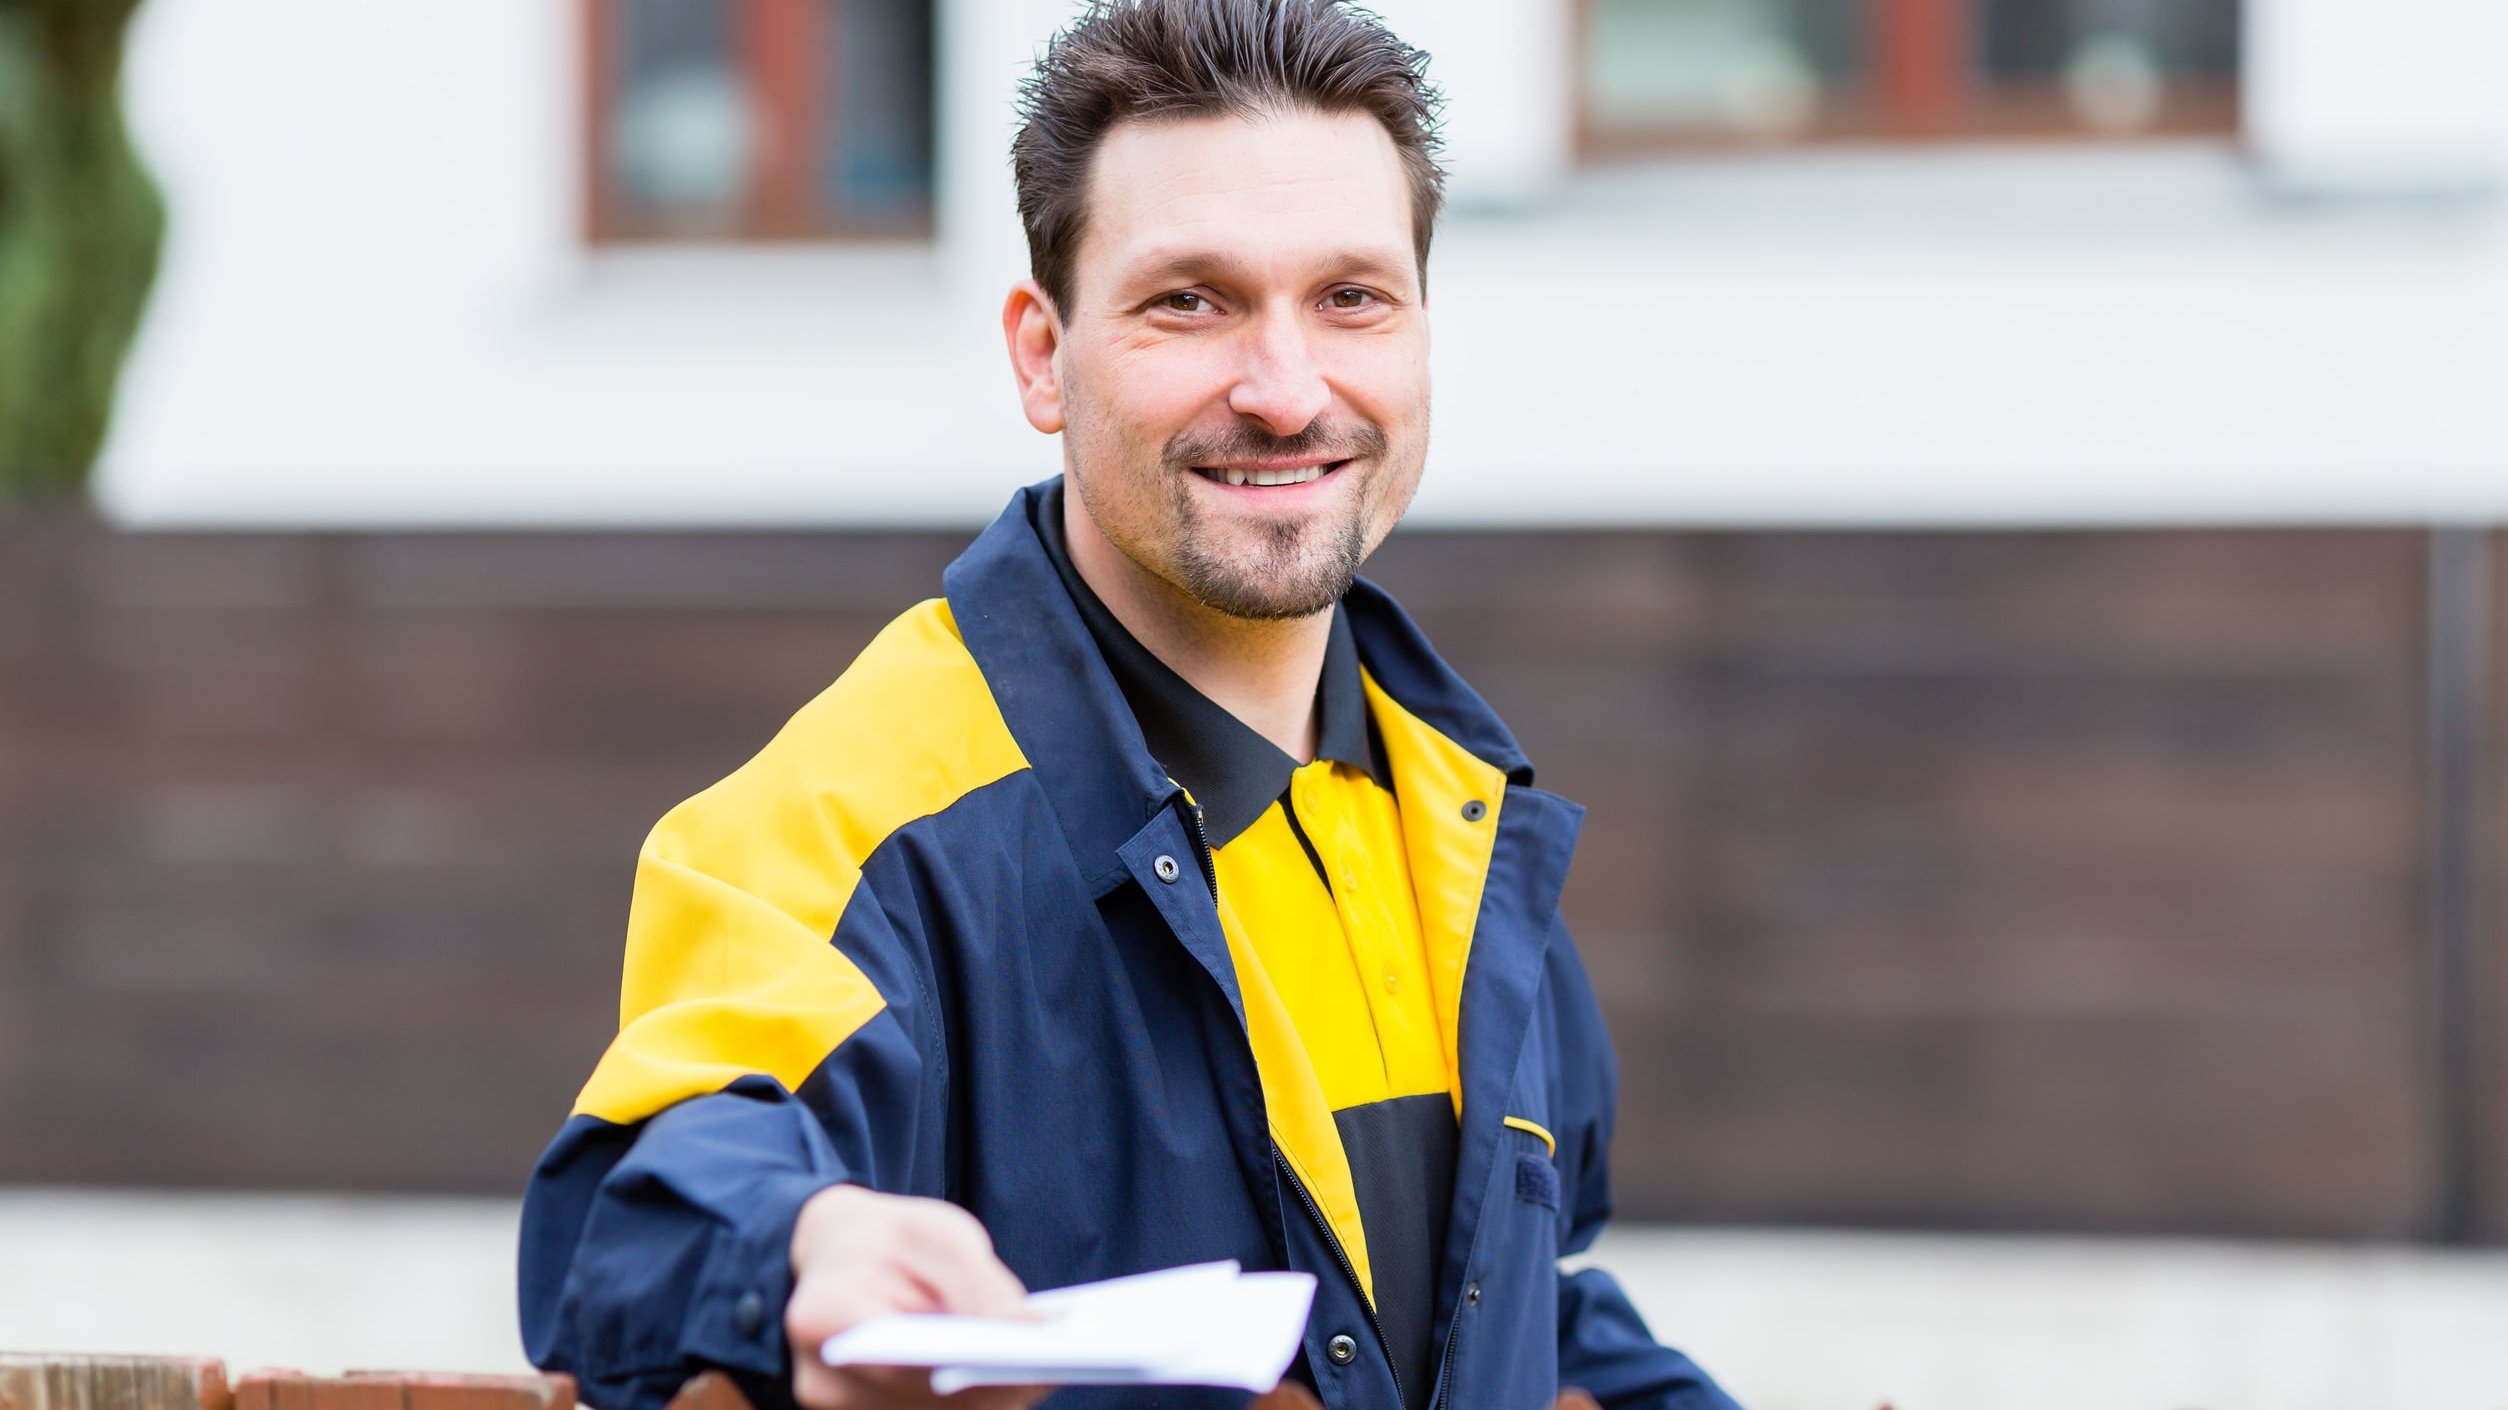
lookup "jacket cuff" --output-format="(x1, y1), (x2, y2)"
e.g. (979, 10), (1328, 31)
(679, 1170), (846, 1380)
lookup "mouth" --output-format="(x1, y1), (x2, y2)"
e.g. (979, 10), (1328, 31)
(1189, 458), (1351, 489)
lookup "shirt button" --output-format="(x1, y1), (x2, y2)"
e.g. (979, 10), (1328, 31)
(733, 1290), (767, 1337)
(1326, 1334), (1358, 1365)
(1153, 855), (1181, 883)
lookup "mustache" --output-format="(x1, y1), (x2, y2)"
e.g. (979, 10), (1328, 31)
(1163, 420), (1388, 472)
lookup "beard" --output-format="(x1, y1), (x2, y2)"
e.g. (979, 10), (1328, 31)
(1158, 419), (1391, 621)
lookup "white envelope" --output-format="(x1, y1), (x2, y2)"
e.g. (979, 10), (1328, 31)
(820, 1260), (1319, 1395)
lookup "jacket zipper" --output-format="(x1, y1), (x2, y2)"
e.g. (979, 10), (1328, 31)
(1204, 796), (1401, 1403)
(1426, 1152), (1495, 1410)
(1184, 800), (1217, 902)
(1429, 1279), (1463, 1410)
(1273, 1147), (1403, 1408)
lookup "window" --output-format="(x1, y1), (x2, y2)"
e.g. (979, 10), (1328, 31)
(1579, 0), (2240, 155)
(583, 0), (936, 242)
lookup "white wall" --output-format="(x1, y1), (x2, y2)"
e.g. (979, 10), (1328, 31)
(11, 1192), (2508, 1410)
(99, 0), (2508, 528)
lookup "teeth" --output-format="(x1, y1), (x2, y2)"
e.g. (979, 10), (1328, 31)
(1204, 464), (1334, 488)
(1193, 464), (1334, 486)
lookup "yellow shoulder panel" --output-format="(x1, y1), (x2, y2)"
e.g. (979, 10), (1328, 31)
(574, 598), (1030, 1124)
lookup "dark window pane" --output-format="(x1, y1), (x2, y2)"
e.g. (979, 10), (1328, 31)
(1982, 0), (2239, 76)
(1979, 0), (2239, 133)
(819, 0), (936, 227)
(608, 0), (754, 234)
(1584, 0), (1865, 141)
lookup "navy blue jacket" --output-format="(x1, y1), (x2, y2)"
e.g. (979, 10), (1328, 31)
(517, 482), (1739, 1410)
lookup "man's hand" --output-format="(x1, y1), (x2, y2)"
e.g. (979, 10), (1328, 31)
(785, 1184), (1043, 1410)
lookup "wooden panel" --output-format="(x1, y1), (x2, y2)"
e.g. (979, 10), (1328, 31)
(0, 1354), (231, 1410)
(1363, 527), (2432, 1238)
(0, 520), (964, 1192)
(0, 516), (2466, 1241)
(2482, 530), (2508, 1243)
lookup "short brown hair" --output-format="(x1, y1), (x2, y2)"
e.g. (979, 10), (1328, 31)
(1012, 0), (1446, 315)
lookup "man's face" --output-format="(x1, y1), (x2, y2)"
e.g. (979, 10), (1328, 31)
(1049, 106), (1429, 621)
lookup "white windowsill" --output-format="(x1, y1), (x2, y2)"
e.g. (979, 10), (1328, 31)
(527, 239), (959, 351)
(1452, 139), (2502, 244)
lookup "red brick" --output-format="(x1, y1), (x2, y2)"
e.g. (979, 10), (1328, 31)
(230, 1371), (316, 1410)
(305, 1383), (397, 1410)
(374, 1375), (570, 1410)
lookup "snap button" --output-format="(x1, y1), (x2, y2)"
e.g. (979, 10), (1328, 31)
(1153, 854), (1181, 883)
(1465, 1281), (1481, 1306)
(1460, 799), (1487, 822)
(1326, 1334), (1358, 1365)
(1383, 971), (1400, 994)
(733, 1290), (767, 1337)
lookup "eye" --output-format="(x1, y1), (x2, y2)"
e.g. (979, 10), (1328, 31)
(1325, 287), (1376, 311)
(1159, 291), (1209, 313)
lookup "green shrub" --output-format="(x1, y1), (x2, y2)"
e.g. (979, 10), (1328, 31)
(0, 0), (165, 503)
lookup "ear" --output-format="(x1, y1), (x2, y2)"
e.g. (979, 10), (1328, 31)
(1002, 279), (1066, 435)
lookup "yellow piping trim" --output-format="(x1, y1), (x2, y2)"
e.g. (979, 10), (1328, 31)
(1503, 1115), (1557, 1159)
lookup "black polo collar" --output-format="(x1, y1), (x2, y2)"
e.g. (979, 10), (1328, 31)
(1029, 481), (1380, 848)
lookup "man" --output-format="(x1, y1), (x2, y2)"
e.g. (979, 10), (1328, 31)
(518, 4), (1737, 1410)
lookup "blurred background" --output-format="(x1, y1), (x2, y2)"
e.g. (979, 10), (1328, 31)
(4, 1), (2508, 1407)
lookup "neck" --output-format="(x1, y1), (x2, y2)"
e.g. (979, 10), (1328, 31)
(1064, 494), (1331, 762)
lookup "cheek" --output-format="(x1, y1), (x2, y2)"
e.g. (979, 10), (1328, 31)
(1101, 338), (1235, 442)
(1326, 330), (1429, 423)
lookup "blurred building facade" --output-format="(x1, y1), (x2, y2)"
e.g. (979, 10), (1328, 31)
(98, 0), (2508, 526)
(10, 0), (2508, 1252)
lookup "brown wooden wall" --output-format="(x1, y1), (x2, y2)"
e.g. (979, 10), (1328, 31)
(1, 516), (2499, 1242)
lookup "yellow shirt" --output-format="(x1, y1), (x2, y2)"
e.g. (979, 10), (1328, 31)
(1210, 753), (1458, 1410)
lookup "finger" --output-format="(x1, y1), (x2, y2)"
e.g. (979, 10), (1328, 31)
(790, 1264), (939, 1347)
(791, 1357), (849, 1410)
(801, 1360), (902, 1410)
(844, 1364), (936, 1399)
(909, 1247), (1030, 1319)
(950, 1384), (1053, 1410)
(801, 1340), (934, 1405)
(895, 1209), (1029, 1317)
(792, 1272), (943, 1410)
(803, 1364), (930, 1410)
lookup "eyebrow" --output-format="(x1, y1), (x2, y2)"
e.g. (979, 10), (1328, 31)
(1116, 247), (1416, 297)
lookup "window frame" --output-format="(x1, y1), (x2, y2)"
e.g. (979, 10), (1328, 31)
(581, 0), (937, 245)
(1572, 0), (2243, 160)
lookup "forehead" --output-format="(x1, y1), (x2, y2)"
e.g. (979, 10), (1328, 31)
(1077, 107), (1416, 295)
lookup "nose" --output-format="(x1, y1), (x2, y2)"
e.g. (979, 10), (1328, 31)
(1226, 305), (1330, 438)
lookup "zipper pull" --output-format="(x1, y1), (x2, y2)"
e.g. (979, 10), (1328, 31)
(1184, 801), (1217, 901)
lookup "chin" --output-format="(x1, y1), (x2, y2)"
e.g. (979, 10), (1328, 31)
(1176, 540), (1361, 622)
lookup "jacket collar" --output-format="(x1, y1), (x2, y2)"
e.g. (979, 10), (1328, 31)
(942, 478), (1537, 891)
(1026, 478), (1381, 847)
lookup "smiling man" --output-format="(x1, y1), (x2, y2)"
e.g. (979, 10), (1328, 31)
(517, 5), (1737, 1410)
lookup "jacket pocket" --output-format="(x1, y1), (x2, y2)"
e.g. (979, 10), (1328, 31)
(1505, 1115), (1560, 1210)
(1514, 1150), (1560, 1210)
